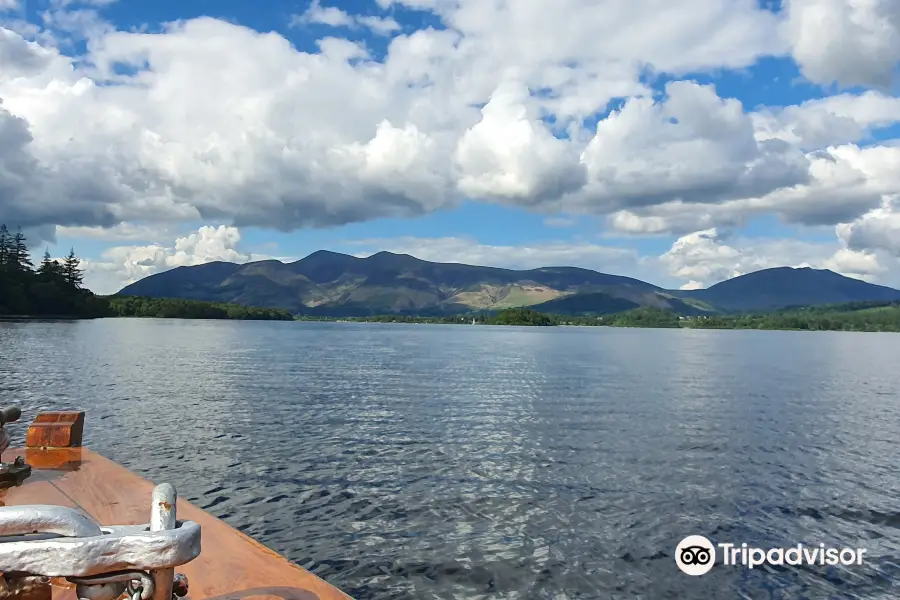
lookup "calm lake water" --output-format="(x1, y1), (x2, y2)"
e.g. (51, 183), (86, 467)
(2, 319), (900, 599)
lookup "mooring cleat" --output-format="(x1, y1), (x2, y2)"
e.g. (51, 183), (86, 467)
(0, 482), (201, 600)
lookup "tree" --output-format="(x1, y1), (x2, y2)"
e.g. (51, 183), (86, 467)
(0, 223), (109, 318)
(0, 224), (8, 266)
(10, 228), (33, 272)
(38, 249), (63, 279)
(62, 248), (84, 287)
(488, 307), (556, 326)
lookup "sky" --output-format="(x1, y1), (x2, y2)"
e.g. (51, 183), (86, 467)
(1, 0), (899, 294)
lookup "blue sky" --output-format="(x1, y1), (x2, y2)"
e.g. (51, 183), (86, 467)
(1, 0), (899, 292)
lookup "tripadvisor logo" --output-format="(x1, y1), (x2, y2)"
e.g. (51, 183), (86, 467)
(675, 535), (715, 576)
(675, 535), (868, 575)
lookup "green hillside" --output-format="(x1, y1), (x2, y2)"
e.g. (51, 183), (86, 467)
(118, 251), (900, 318)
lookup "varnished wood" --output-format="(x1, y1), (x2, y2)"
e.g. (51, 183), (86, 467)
(22, 448), (83, 471)
(2, 448), (352, 600)
(25, 413), (84, 449)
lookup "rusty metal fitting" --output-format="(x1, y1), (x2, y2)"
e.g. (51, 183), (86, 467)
(172, 573), (189, 598)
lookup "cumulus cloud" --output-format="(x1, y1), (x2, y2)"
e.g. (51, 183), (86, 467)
(0, 0), (794, 237)
(0, 104), (128, 230)
(838, 196), (900, 256)
(291, 1), (401, 36)
(659, 229), (747, 284)
(607, 204), (745, 236)
(575, 81), (810, 213)
(0, 28), (52, 74)
(782, 0), (900, 88)
(606, 142), (898, 235)
(83, 225), (268, 294)
(291, 1), (355, 28)
(455, 82), (586, 203)
(658, 227), (888, 287)
(355, 15), (402, 36)
(0, 0), (898, 283)
(0, 18), (459, 232)
(753, 91), (900, 149)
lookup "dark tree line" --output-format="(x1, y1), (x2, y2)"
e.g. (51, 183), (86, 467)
(295, 302), (900, 332)
(108, 296), (293, 320)
(0, 224), (108, 317)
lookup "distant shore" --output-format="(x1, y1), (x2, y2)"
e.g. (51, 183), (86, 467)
(294, 304), (900, 333)
(6, 287), (900, 332)
(0, 315), (96, 321)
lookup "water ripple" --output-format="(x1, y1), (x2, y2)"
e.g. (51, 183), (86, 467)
(2, 319), (900, 599)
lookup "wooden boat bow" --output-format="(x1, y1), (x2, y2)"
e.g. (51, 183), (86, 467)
(0, 410), (352, 600)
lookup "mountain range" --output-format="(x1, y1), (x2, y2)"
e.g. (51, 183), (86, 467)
(117, 250), (900, 316)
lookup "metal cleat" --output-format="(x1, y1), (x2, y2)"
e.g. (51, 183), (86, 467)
(0, 481), (200, 600)
(0, 407), (32, 488)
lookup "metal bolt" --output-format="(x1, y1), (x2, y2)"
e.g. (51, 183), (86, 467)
(172, 573), (189, 598)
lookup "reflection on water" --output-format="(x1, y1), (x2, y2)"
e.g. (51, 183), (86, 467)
(2, 319), (900, 599)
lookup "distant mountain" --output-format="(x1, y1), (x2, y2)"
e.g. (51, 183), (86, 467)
(678, 267), (900, 312)
(119, 251), (687, 316)
(117, 254), (900, 317)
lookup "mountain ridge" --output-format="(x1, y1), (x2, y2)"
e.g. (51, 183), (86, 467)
(117, 251), (900, 316)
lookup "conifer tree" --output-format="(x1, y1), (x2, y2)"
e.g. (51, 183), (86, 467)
(63, 248), (84, 287)
(11, 228), (32, 272)
(0, 224), (9, 267)
(38, 249), (62, 278)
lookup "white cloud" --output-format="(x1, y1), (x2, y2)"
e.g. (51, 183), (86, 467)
(782, 0), (900, 88)
(455, 82), (586, 203)
(573, 81), (810, 214)
(822, 247), (886, 280)
(290, 1), (400, 36)
(607, 205), (742, 236)
(83, 225), (268, 294)
(658, 227), (889, 288)
(0, 0), (897, 290)
(292, 1), (355, 28)
(753, 91), (900, 148)
(356, 15), (401, 36)
(659, 229), (747, 284)
(0, 0), (794, 235)
(606, 141), (899, 235)
(838, 195), (900, 256)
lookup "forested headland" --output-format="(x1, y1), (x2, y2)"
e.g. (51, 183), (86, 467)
(0, 224), (292, 320)
(0, 225), (109, 318)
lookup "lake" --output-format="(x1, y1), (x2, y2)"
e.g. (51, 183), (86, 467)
(2, 318), (900, 599)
